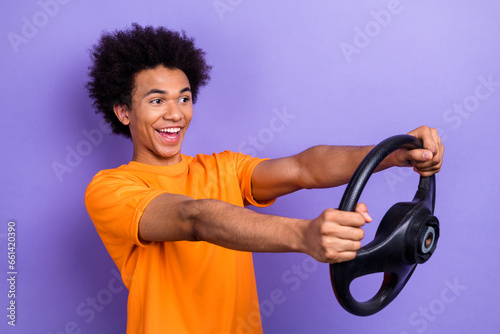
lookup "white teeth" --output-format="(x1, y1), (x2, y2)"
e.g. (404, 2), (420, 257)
(158, 128), (180, 133)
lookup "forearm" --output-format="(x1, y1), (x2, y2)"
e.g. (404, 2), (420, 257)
(140, 193), (307, 253)
(296, 145), (398, 189)
(187, 199), (373, 263)
(186, 199), (307, 253)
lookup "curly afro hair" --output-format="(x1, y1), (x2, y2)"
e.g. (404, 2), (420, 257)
(86, 23), (212, 138)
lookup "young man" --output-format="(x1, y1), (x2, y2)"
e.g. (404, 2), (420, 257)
(85, 24), (443, 334)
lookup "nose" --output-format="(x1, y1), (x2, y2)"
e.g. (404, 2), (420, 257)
(162, 101), (183, 122)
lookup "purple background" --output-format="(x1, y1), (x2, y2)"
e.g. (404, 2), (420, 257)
(1, 0), (499, 333)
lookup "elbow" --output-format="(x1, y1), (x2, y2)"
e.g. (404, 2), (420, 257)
(178, 199), (205, 242)
(139, 195), (205, 243)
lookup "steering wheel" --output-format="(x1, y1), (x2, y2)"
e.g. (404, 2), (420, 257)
(330, 135), (440, 316)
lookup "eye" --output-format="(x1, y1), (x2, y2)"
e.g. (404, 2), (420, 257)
(150, 98), (163, 105)
(179, 97), (191, 103)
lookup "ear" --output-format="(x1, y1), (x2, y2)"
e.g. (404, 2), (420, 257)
(113, 103), (130, 126)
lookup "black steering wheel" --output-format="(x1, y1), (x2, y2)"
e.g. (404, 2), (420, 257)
(330, 135), (440, 316)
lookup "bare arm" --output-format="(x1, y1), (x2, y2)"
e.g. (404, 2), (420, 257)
(251, 145), (377, 202)
(251, 126), (444, 202)
(139, 193), (371, 263)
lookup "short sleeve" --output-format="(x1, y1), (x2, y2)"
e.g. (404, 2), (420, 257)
(225, 151), (276, 208)
(85, 170), (166, 247)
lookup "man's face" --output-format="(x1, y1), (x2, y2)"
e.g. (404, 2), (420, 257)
(115, 66), (193, 166)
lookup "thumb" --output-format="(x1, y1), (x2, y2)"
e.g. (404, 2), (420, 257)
(404, 148), (433, 163)
(396, 148), (433, 166)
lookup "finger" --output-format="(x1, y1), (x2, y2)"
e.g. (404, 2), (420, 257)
(409, 126), (440, 156)
(327, 210), (367, 228)
(324, 250), (357, 264)
(322, 240), (361, 263)
(354, 203), (372, 223)
(413, 155), (441, 168)
(432, 130), (444, 162)
(332, 225), (365, 242)
(315, 231), (361, 264)
(430, 127), (441, 148)
(320, 222), (366, 247)
(335, 251), (357, 263)
(413, 169), (438, 177)
(312, 236), (360, 263)
(413, 163), (442, 176)
(406, 148), (434, 163)
(423, 128), (440, 156)
(412, 149), (443, 173)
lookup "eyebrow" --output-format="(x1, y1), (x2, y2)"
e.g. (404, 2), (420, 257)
(143, 87), (191, 98)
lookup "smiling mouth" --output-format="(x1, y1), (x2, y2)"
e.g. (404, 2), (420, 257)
(157, 127), (181, 140)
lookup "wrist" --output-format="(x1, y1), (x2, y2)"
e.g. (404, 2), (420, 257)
(293, 219), (312, 255)
(387, 150), (402, 167)
(375, 150), (401, 172)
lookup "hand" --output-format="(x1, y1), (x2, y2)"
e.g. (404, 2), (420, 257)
(393, 126), (444, 177)
(303, 203), (372, 263)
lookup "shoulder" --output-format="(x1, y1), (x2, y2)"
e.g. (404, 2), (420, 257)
(88, 164), (137, 183)
(190, 151), (266, 169)
(85, 164), (149, 199)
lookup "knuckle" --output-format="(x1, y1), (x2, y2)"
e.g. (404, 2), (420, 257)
(320, 222), (338, 235)
(357, 228), (365, 240)
(356, 202), (368, 211)
(322, 208), (336, 220)
(354, 213), (365, 226)
(319, 224), (330, 236)
(322, 248), (336, 262)
(346, 240), (359, 251)
(320, 236), (333, 249)
(324, 208), (336, 214)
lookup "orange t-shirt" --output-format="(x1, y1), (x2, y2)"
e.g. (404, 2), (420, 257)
(85, 151), (275, 334)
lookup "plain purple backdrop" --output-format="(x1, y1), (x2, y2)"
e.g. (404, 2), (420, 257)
(1, 0), (499, 333)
